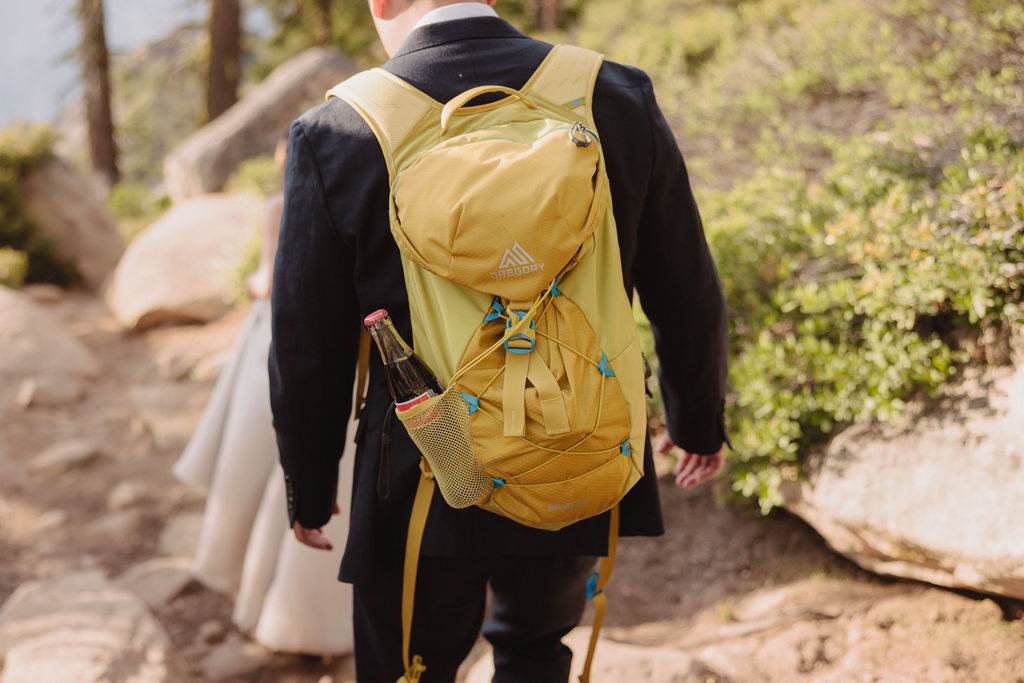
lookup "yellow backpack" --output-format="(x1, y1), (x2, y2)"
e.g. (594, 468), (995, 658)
(329, 45), (647, 683)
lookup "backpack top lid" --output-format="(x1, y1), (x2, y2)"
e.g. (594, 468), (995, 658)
(392, 107), (604, 302)
(328, 45), (610, 303)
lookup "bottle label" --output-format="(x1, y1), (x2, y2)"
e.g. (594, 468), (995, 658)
(396, 391), (434, 412)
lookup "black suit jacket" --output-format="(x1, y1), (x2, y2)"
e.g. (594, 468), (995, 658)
(269, 17), (729, 585)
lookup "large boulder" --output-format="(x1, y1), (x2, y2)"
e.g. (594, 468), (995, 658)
(0, 571), (190, 683)
(164, 47), (358, 202)
(20, 156), (124, 290)
(105, 194), (261, 330)
(786, 354), (1024, 600)
(0, 285), (99, 414)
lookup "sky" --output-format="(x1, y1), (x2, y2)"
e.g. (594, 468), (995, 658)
(0, 0), (254, 127)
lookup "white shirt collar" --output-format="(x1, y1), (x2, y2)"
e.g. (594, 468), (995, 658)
(413, 2), (499, 30)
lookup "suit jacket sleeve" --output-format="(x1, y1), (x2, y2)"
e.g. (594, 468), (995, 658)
(269, 118), (361, 529)
(632, 77), (729, 455)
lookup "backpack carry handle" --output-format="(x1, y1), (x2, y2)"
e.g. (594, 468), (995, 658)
(440, 86), (536, 133)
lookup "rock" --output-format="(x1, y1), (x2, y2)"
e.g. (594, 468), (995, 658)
(156, 345), (234, 381)
(462, 627), (700, 683)
(0, 570), (190, 683)
(144, 302), (250, 380)
(190, 348), (232, 381)
(786, 359), (1024, 601)
(19, 156), (125, 290)
(13, 380), (33, 408)
(159, 511), (204, 559)
(197, 619), (226, 646)
(0, 286), (99, 413)
(105, 194), (261, 330)
(130, 380), (213, 451)
(28, 439), (101, 477)
(116, 558), (194, 609)
(21, 283), (64, 304)
(197, 632), (269, 681)
(164, 47), (357, 202)
(15, 375), (87, 409)
(31, 509), (68, 535)
(107, 480), (149, 510)
(87, 509), (144, 544)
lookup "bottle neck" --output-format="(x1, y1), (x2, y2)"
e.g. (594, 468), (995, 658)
(367, 317), (412, 364)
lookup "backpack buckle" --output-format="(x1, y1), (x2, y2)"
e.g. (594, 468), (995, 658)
(504, 312), (536, 354)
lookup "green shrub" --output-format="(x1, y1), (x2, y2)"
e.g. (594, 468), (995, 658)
(0, 124), (55, 169)
(576, 0), (1024, 511)
(224, 156), (284, 198)
(107, 181), (171, 243)
(0, 248), (28, 289)
(0, 124), (76, 286)
(229, 230), (263, 303)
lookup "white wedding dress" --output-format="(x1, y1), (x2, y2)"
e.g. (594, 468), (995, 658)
(173, 299), (355, 655)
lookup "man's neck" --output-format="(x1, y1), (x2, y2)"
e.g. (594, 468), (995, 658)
(373, 0), (496, 57)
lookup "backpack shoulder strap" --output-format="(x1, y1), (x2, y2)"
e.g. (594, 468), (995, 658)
(523, 44), (604, 126)
(326, 69), (438, 178)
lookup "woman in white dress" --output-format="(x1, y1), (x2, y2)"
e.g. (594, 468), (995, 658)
(173, 182), (355, 656)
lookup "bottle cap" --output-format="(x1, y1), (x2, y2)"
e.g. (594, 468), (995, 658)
(363, 309), (389, 326)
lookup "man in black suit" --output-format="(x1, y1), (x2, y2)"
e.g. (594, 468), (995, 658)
(269, 1), (729, 680)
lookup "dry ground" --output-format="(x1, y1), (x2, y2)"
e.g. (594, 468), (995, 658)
(2, 291), (1023, 682)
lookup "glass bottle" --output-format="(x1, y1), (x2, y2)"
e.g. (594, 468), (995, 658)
(363, 309), (443, 411)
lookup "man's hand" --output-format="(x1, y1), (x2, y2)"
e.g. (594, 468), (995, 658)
(657, 436), (726, 489)
(292, 502), (340, 551)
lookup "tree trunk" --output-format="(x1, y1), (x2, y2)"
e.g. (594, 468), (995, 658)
(79, 0), (118, 186)
(316, 0), (333, 45)
(536, 0), (558, 32)
(207, 0), (242, 122)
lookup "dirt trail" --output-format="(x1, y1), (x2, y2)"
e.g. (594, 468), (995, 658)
(2, 291), (1022, 682)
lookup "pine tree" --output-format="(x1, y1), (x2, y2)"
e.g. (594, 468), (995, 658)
(78, 0), (119, 186)
(536, 0), (559, 32)
(207, 0), (242, 122)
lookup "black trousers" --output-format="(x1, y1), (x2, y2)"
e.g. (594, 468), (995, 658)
(353, 553), (597, 683)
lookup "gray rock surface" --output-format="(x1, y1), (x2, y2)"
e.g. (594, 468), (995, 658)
(105, 194), (261, 330)
(164, 47), (357, 202)
(0, 570), (190, 683)
(116, 558), (193, 609)
(107, 480), (150, 510)
(21, 283), (64, 304)
(19, 157), (125, 290)
(30, 510), (69, 535)
(87, 509), (145, 544)
(197, 619), (226, 646)
(197, 632), (269, 681)
(130, 380), (212, 451)
(786, 358), (1024, 600)
(28, 439), (101, 477)
(463, 627), (700, 683)
(15, 375), (87, 408)
(0, 286), (99, 414)
(159, 511), (204, 559)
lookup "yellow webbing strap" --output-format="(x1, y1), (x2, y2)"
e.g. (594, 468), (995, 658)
(353, 328), (371, 420)
(326, 69), (436, 178)
(397, 465), (435, 683)
(579, 505), (619, 683)
(528, 351), (571, 435)
(525, 44), (604, 124)
(502, 348), (530, 437)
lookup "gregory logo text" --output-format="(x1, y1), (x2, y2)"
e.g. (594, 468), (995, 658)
(491, 241), (545, 279)
(547, 498), (589, 514)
